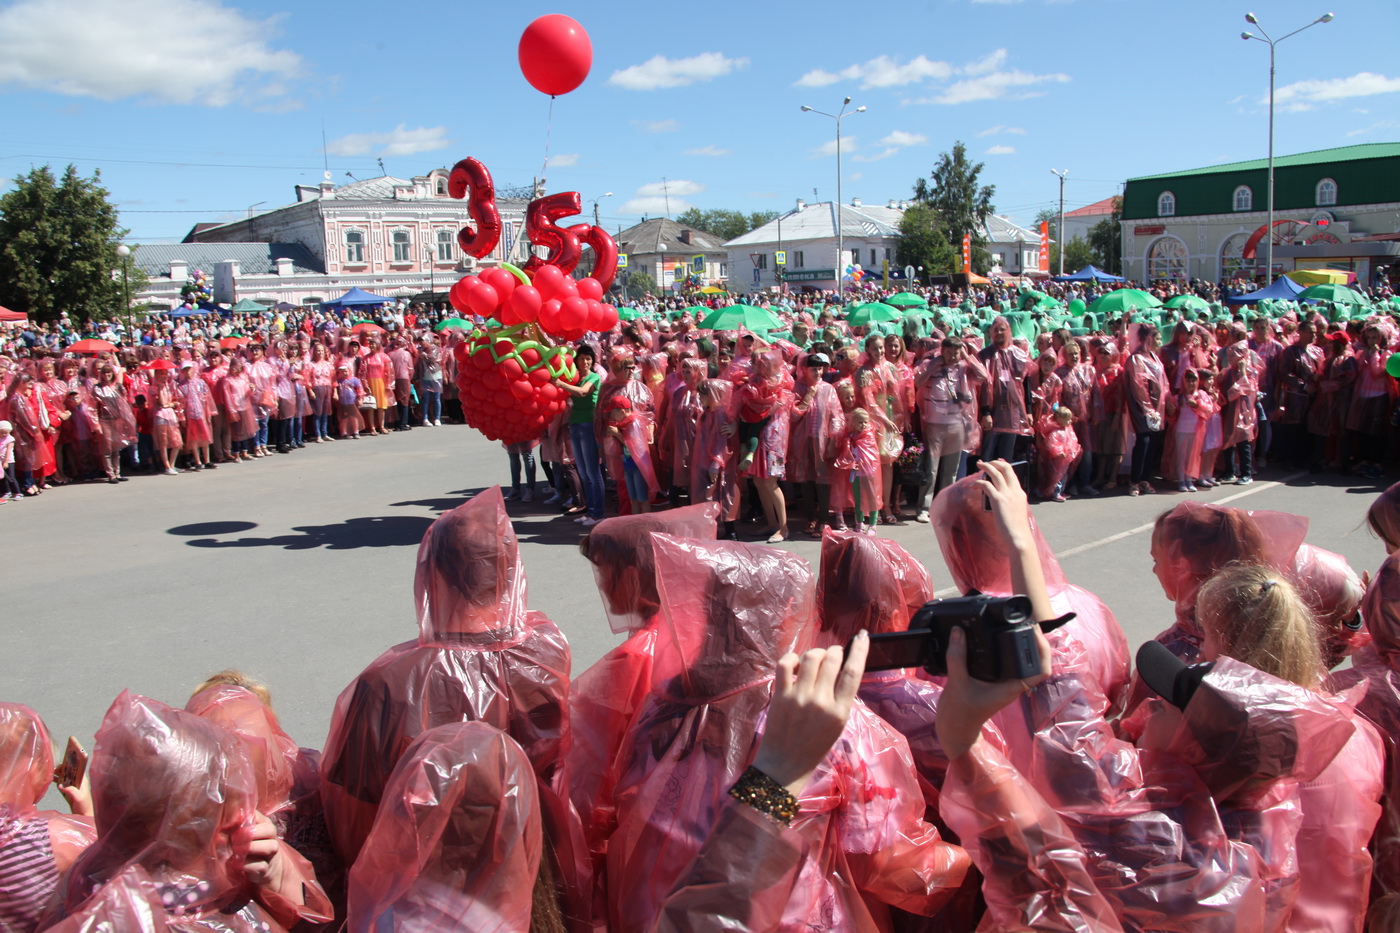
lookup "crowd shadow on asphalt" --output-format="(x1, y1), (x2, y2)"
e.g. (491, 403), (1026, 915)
(168, 515), (435, 550)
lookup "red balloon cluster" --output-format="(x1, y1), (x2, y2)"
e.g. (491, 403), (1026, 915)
(448, 266), (619, 341)
(453, 334), (579, 446)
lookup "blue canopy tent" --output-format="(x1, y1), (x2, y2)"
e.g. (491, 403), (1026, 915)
(322, 287), (393, 311)
(1053, 265), (1125, 283)
(1224, 276), (1305, 304)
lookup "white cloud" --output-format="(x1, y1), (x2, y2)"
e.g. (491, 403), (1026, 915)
(976, 124), (1027, 137)
(685, 145), (731, 157)
(1272, 72), (1400, 108)
(811, 137), (856, 158)
(796, 54), (955, 90)
(327, 124), (451, 158)
(619, 196), (694, 216)
(547, 153), (580, 168)
(854, 148), (899, 162)
(634, 119), (680, 133)
(609, 52), (748, 90)
(962, 49), (1009, 75)
(920, 68), (1070, 105)
(1347, 119), (1399, 137)
(849, 172), (864, 182)
(880, 130), (927, 147)
(987, 145), (1017, 155)
(636, 179), (704, 197)
(0, 0), (302, 106)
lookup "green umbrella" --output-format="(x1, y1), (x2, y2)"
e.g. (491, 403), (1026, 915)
(618, 306), (641, 321)
(434, 317), (473, 332)
(1087, 289), (1163, 317)
(1164, 295), (1210, 313)
(885, 293), (928, 308)
(845, 301), (902, 327)
(1297, 284), (1366, 307)
(698, 304), (782, 332)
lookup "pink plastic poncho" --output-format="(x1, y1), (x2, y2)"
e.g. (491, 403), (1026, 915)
(977, 318), (1032, 435)
(1218, 346), (1261, 449)
(689, 381), (739, 521)
(788, 360), (843, 484)
(568, 504), (720, 867)
(55, 691), (289, 932)
(0, 703), (96, 931)
(942, 658), (1363, 933)
(1333, 551), (1400, 929)
(931, 474), (1131, 720)
(1036, 414), (1082, 499)
(735, 351), (793, 480)
(1143, 502), (1308, 665)
(319, 486), (576, 884)
(606, 536), (813, 933)
(1287, 543), (1369, 668)
(345, 723), (541, 932)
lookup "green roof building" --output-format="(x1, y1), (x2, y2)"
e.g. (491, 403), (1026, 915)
(1119, 143), (1400, 286)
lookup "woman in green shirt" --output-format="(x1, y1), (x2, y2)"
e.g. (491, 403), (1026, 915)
(556, 344), (606, 525)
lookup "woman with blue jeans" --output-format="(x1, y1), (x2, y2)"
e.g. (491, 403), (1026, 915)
(416, 340), (443, 426)
(555, 344), (604, 526)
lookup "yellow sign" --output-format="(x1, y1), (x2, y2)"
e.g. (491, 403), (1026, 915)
(775, 251), (787, 265)
(618, 253), (629, 269)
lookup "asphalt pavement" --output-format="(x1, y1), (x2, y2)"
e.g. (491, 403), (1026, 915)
(1, 423), (1390, 791)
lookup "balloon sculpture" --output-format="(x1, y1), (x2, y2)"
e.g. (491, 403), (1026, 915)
(445, 157), (620, 446)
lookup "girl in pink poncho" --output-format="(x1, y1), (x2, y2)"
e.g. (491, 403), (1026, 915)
(603, 395), (660, 515)
(1035, 406), (1081, 502)
(1169, 369), (1216, 491)
(690, 380), (740, 538)
(736, 350), (794, 543)
(832, 408), (883, 535)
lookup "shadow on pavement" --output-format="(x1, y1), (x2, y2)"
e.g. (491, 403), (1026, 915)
(179, 515), (434, 550)
(168, 521), (260, 536)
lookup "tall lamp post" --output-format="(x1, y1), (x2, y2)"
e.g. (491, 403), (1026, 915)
(115, 244), (132, 337)
(591, 192), (613, 227)
(801, 97), (865, 295)
(1242, 11), (1334, 282)
(1051, 169), (1069, 276)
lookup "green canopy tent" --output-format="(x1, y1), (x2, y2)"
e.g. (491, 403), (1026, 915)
(230, 298), (269, 313)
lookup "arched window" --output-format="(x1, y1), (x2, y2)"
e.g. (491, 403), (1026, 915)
(1157, 191), (1175, 217)
(392, 230), (411, 262)
(435, 229), (454, 262)
(1147, 235), (1188, 281)
(1316, 178), (1337, 206)
(1219, 231), (1251, 278)
(344, 229), (365, 264)
(435, 177), (448, 196)
(1233, 185), (1252, 212)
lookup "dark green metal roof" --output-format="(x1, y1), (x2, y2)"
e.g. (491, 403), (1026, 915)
(1122, 143), (1400, 220)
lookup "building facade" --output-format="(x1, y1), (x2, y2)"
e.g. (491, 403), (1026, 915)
(724, 199), (906, 291)
(612, 217), (728, 291)
(1120, 143), (1400, 285)
(132, 171), (539, 307)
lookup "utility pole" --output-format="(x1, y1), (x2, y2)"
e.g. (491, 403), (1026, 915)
(1051, 169), (1069, 276)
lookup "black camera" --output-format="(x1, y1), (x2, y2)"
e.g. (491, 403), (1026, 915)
(861, 594), (1060, 683)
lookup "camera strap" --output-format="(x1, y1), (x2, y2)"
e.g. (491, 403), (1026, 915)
(1038, 612), (1076, 634)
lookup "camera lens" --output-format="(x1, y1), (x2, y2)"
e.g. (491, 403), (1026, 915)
(1003, 596), (1032, 623)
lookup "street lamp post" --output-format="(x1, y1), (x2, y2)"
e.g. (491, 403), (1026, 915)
(115, 244), (131, 337)
(1242, 11), (1334, 282)
(591, 192), (613, 227)
(1051, 169), (1069, 276)
(801, 97), (866, 296)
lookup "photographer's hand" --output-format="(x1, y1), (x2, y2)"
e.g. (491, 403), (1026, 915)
(753, 633), (869, 795)
(937, 623), (1051, 761)
(976, 459), (1055, 624)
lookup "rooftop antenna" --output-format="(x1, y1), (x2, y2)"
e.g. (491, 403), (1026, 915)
(376, 157), (387, 176)
(662, 177), (670, 218)
(345, 171), (358, 181)
(320, 119), (329, 177)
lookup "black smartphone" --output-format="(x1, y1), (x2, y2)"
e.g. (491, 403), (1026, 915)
(982, 460), (1028, 510)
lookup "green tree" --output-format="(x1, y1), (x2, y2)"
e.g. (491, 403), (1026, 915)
(912, 142), (996, 274)
(1087, 197), (1123, 274)
(0, 165), (133, 323)
(1054, 236), (1096, 275)
(896, 203), (958, 278)
(674, 208), (778, 243)
(624, 269), (658, 300)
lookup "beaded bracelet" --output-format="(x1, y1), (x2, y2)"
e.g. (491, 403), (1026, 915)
(729, 765), (799, 825)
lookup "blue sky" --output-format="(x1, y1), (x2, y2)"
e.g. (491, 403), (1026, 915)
(2, 0), (1397, 244)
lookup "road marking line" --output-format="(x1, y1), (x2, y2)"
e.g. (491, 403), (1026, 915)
(930, 471), (1306, 595)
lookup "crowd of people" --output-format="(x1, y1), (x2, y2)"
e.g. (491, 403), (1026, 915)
(4, 282), (1399, 537)
(4, 459), (1400, 931)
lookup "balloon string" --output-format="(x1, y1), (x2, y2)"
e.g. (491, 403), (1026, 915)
(539, 95), (555, 194)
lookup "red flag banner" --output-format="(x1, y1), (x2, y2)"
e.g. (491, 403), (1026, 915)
(1039, 221), (1050, 274)
(961, 233), (972, 273)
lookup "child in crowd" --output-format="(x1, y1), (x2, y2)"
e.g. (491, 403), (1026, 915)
(1172, 368), (1216, 492)
(0, 420), (19, 501)
(1036, 405), (1081, 502)
(604, 396), (657, 515)
(834, 407), (881, 534)
(335, 365), (364, 439)
(132, 394), (154, 472)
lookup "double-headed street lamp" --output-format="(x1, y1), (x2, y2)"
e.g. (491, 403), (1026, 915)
(801, 97), (865, 294)
(1241, 11), (1334, 281)
(115, 244), (132, 335)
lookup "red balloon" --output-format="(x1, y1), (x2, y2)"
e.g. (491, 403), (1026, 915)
(518, 14), (593, 97)
(601, 304), (619, 330)
(449, 275), (479, 313)
(577, 277), (603, 302)
(519, 347), (542, 368)
(447, 158), (502, 259)
(532, 264), (567, 299)
(521, 192), (584, 275)
(509, 378), (534, 400)
(578, 225), (619, 291)
(467, 282), (500, 317)
(538, 298), (563, 333)
(480, 267), (517, 299)
(508, 285), (542, 323)
(559, 296), (588, 331)
(583, 299), (605, 332)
